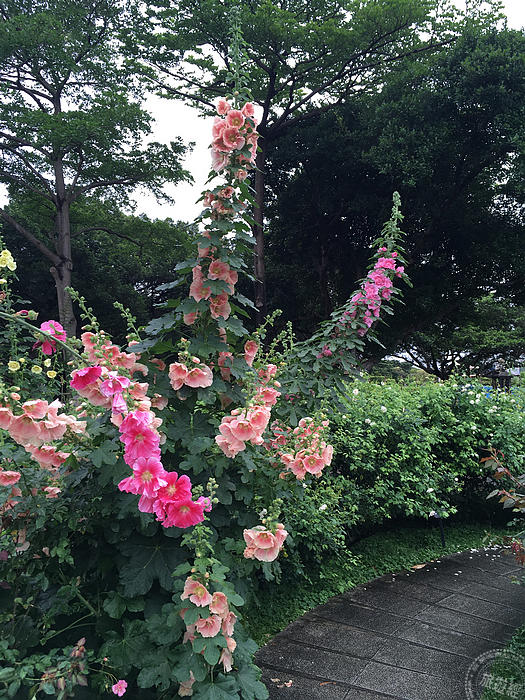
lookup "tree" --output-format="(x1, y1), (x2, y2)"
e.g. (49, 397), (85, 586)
(136, 0), (494, 315)
(1, 194), (195, 340)
(0, 0), (189, 336)
(396, 296), (525, 379)
(261, 27), (525, 349)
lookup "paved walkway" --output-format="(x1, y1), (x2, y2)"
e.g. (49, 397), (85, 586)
(256, 548), (525, 699)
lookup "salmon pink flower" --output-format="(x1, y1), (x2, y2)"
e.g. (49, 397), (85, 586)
(178, 672), (195, 697)
(195, 614), (222, 638)
(217, 98), (230, 115)
(243, 524), (288, 562)
(209, 591), (229, 617)
(181, 578), (213, 607)
(220, 648), (233, 672)
(185, 364), (213, 389)
(0, 470), (21, 486)
(242, 102), (255, 117)
(21, 399), (48, 419)
(221, 611), (237, 637)
(168, 362), (188, 390)
(226, 109), (245, 128)
(244, 340), (258, 366)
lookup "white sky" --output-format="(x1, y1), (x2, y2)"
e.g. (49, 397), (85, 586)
(1, 0), (523, 224)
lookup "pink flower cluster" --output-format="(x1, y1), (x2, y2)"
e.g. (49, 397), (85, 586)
(215, 364), (281, 458)
(33, 320), (66, 355)
(111, 680), (127, 696)
(0, 398), (85, 476)
(344, 249), (405, 338)
(268, 417), (333, 480)
(181, 578), (238, 674)
(68, 333), (206, 528)
(211, 100), (258, 174)
(117, 410), (209, 529)
(243, 523), (288, 562)
(168, 357), (213, 391)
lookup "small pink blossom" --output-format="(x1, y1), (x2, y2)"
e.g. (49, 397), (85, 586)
(209, 591), (229, 617)
(112, 680), (127, 696)
(217, 99), (230, 115)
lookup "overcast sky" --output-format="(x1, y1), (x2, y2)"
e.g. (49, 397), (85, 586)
(1, 0), (523, 224)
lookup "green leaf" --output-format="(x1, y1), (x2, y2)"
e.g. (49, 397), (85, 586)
(118, 537), (186, 596)
(103, 592), (126, 619)
(203, 642), (221, 666)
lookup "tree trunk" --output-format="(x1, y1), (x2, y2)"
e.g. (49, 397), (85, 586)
(253, 143), (267, 319)
(52, 155), (77, 337)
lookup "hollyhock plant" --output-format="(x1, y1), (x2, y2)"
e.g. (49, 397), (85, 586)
(181, 578), (213, 607)
(0, 470), (21, 486)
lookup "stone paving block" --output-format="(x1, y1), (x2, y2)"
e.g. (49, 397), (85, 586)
(343, 586), (432, 618)
(256, 638), (369, 685)
(314, 600), (407, 635)
(406, 567), (520, 594)
(451, 579), (525, 611)
(276, 616), (386, 658)
(414, 604), (515, 642)
(260, 669), (349, 700)
(353, 660), (465, 700)
(436, 592), (525, 627)
(396, 619), (503, 659)
(361, 578), (452, 604)
(371, 636), (473, 679)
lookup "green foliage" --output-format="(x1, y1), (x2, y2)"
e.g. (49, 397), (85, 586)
(329, 378), (525, 530)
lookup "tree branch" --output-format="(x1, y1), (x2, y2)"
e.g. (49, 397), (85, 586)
(0, 207), (59, 266)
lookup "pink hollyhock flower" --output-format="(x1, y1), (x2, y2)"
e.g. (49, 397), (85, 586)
(21, 400), (48, 419)
(222, 126), (245, 151)
(235, 168), (248, 181)
(221, 611), (237, 637)
(34, 320), (66, 355)
(215, 434), (245, 458)
(208, 259), (231, 281)
(243, 524), (288, 562)
(181, 578), (213, 607)
(111, 392), (127, 414)
(244, 340), (258, 366)
(196, 495), (212, 513)
(112, 680), (127, 696)
(168, 362), (188, 390)
(9, 414), (43, 446)
(226, 109), (245, 128)
(195, 614), (222, 638)
(209, 591), (229, 617)
(242, 102), (255, 117)
(217, 99), (230, 115)
(0, 470), (21, 486)
(218, 351), (233, 381)
(209, 293), (231, 320)
(131, 457), (167, 498)
(211, 149), (229, 172)
(43, 486), (61, 498)
(376, 256), (396, 270)
(226, 636), (237, 653)
(220, 648), (233, 673)
(70, 366), (104, 391)
(100, 372), (131, 397)
(185, 364), (213, 389)
(156, 471), (192, 503)
(183, 622), (196, 644)
(218, 186), (234, 199)
(178, 672), (195, 697)
(189, 267), (212, 303)
(395, 265), (405, 277)
(183, 311), (199, 325)
(162, 498), (205, 528)
(0, 407), (13, 430)
(229, 418), (256, 443)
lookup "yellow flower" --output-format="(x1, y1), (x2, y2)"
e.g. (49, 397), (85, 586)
(43, 358), (52, 367)
(31, 365), (42, 374)
(0, 278), (6, 284)
(47, 370), (57, 379)
(8, 361), (20, 372)
(18, 358), (26, 364)
(0, 249), (16, 271)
